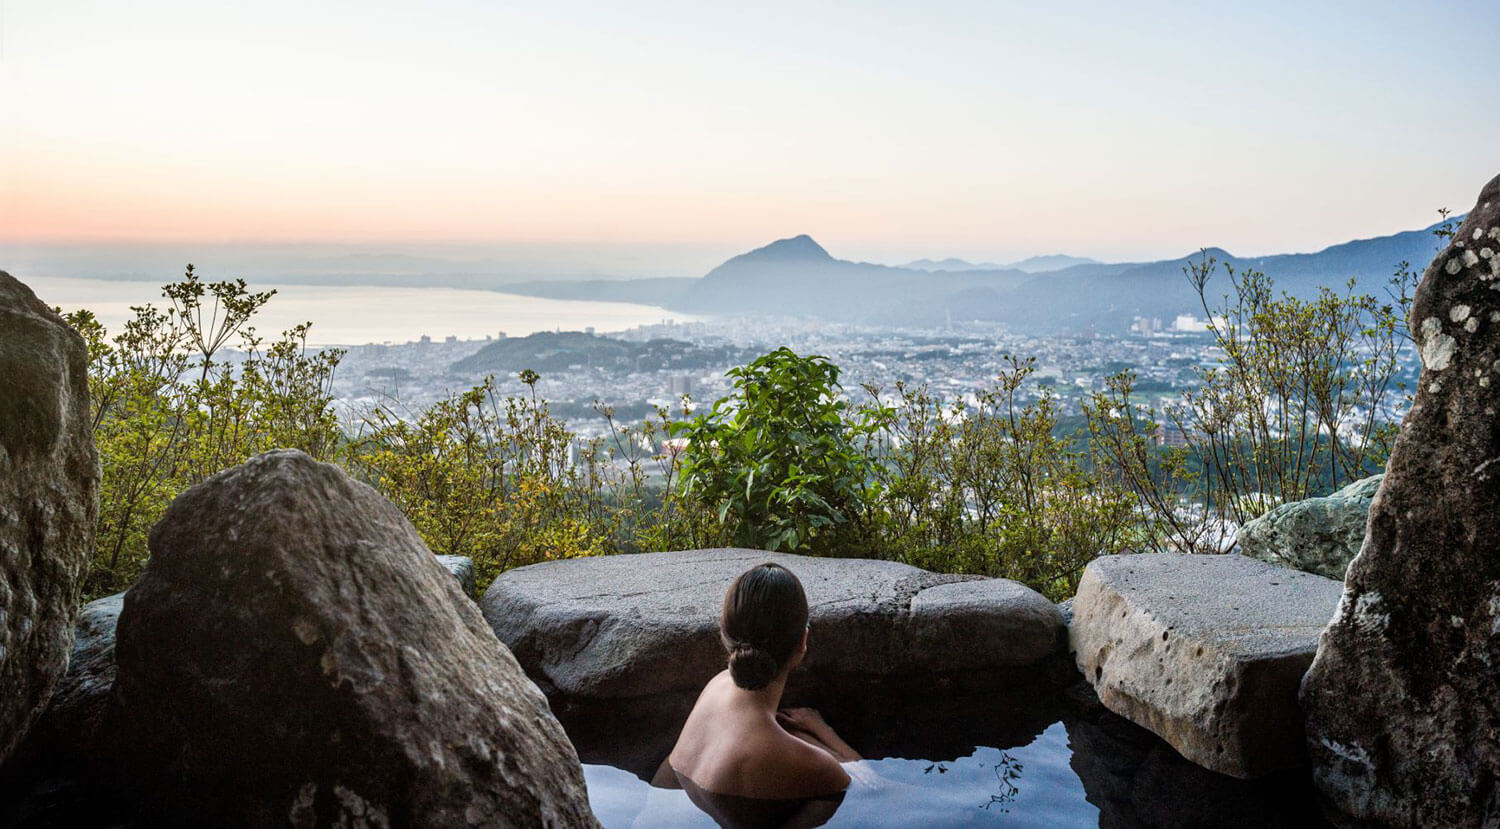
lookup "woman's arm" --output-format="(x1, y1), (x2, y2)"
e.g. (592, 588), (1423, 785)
(777, 708), (862, 763)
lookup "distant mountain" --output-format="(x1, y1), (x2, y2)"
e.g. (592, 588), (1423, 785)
(676, 234), (1032, 319)
(961, 223), (1456, 333)
(490, 219), (1459, 335)
(902, 257), (1004, 272)
(733, 234), (835, 264)
(903, 254), (1102, 273)
(699, 222), (1454, 332)
(1005, 254), (1103, 273)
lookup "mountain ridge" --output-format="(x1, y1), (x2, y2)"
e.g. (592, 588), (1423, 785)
(903, 253), (1102, 273)
(676, 218), (1458, 331)
(445, 217), (1463, 334)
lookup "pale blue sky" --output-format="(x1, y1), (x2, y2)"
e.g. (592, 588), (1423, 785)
(2, 0), (1495, 269)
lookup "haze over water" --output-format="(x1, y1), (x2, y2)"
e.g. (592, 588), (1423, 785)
(23, 275), (696, 347)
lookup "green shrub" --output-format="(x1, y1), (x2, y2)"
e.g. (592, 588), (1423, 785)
(668, 348), (882, 554)
(1083, 251), (1416, 554)
(351, 376), (615, 589)
(866, 357), (1136, 599)
(65, 267), (343, 599)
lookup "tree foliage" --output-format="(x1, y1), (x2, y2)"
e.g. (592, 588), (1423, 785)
(668, 348), (881, 554)
(66, 266), (343, 599)
(865, 357), (1135, 598)
(1083, 252), (1417, 553)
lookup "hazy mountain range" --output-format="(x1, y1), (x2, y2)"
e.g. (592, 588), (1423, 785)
(901, 254), (1101, 273)
(4, 217), (1458, 335)
(501, 219), (1454, 333)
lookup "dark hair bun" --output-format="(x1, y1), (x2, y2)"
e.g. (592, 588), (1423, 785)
(727, 642), (779, 690)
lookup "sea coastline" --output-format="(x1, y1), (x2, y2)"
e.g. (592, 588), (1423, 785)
(18, 274), (698, 347)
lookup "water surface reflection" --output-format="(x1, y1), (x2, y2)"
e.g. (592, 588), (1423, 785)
(577, 683), (1329, 828)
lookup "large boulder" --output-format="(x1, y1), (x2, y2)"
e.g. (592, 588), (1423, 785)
(1301, 174), (1500, 826)
(1237, 474), (1382, 580)
(25, 556), (478, 767)
(107, 450), (597, 827)
(1069, 553), (1342, 778)
(482, 548), (1064, 701)
(481, 548), (1066, 772)
(0, 271), (98, 764)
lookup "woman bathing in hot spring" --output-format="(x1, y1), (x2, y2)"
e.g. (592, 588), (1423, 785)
(651, 562), (867, 828)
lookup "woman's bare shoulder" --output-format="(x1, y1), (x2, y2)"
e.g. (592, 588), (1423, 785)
(772, 732), (852, 797)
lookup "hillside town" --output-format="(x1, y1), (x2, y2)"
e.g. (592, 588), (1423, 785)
(330, 312), (1421, 447)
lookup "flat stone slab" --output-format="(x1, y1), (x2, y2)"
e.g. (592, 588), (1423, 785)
(1069, 553), (1342, 778)
(481, 548), (1064, 701)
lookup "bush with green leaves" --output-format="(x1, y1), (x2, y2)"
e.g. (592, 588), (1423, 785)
(668, 348), (882, 554)
(663, 349), (1132, 598)
(65, 266), (344, 599)
(865, 357), (1136, 599)
(350, 374), (623, 589)
(1083, 243), (1423, 554)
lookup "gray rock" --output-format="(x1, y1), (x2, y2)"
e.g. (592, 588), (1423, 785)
(436, 554), (476, 599)
(0, 271), (98, 765)
(22, 562), (482, 769)
(1069, 553), (1342, 778)
(22, 592), (123, 762)
(108, 450), (597, 828)
(1237, 474), (1382, 580)
(481, 548), (1064, 702)
(1302, 174), (1500, 826)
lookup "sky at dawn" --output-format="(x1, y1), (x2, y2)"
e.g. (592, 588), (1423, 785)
(2, 0), (1497, 270)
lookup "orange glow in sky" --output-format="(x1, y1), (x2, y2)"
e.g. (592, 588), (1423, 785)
(3, 1), (1495, 265)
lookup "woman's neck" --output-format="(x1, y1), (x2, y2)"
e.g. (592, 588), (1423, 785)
(734, 671), (789, 712)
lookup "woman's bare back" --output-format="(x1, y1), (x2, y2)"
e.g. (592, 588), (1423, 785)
(666, 671), (849, 801)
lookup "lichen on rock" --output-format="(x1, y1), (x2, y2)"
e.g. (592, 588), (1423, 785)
(1236, 474), (1382, 581)
(1301, 173), (1500, 826)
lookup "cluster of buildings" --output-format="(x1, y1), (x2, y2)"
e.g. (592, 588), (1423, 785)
(327, 312), (1416, 450)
